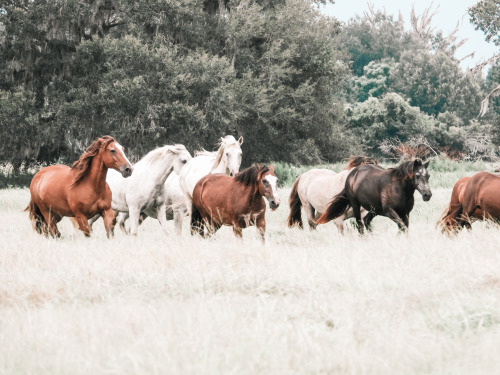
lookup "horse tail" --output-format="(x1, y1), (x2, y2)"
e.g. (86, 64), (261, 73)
(25, 200), (48, 235)
(316, 190), (350, 224)
(437, 204), (463, 233)
(287, 177), (303, 229)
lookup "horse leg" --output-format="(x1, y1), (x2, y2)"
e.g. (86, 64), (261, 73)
(88, 214), (100, 230)
(256, 215), (266, 243)
(39, 208), (61, 237)
(303, 203), (317, 230)
(128, 207), (142, 236)
(383, 207), (407, 232)
(115, 212), (130, 234)
(232, 226), (243, 238)
(101, 208), (115, 238)
(190, 204), (204, 236)
(363, 211), (376, 232)
(173, 207), (185, 236)
(156, 203), (169, 235)
(351, 200), (364, 234)
(334, 217), (344, 234)
(74, 214), (91, 237)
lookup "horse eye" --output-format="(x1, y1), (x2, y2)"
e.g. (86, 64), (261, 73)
(182, 160), (187, 164)
(110, 149), (116, 153)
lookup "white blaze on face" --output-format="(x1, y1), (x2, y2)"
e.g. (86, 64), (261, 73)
(225, 145), (242, 175)
(263, 174), (280, 206)
(114, 142), (132, 166)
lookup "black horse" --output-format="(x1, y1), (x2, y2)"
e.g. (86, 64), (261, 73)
(316, 159), (432, 233)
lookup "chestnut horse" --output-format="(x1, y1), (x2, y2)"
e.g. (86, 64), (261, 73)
(439, 172), (498, 232)
(26, 136), (133, 237)
(317, 159), (432, 233)
(191, 164), (280, 241)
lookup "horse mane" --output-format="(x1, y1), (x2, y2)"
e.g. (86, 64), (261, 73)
(213, 135), (239, 170)
(388, 159), (422, 180)
(344, 155), (377, 170)
(235, 164), (269, 186)
(138, 144), (186, 166)
(71, 136), (115, 185)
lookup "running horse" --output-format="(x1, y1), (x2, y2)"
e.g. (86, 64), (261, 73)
(26, 136), (133, 237)
(439, 172), (498, 232)
(287, 156), (377, 233)
(317, 159), (432, 233)
(191, 164), (280, 241)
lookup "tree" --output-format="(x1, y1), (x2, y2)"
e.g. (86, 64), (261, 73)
(468, 0), (500, 46)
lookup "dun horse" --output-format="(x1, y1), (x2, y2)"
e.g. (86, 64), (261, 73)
(317, 160), (432, 233)
(26, 136), (133, 237)
(287, 156), (376, 233)
(191, 164), (279, 241)
(439, 172), (499, 232)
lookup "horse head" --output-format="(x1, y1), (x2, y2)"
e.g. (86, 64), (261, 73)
(168, 144), (193, 174)
(101, 138), (133, 178)
(411, 159), (432, 201)
(259, 165), (280, 211)
(215, 135), (243, 176)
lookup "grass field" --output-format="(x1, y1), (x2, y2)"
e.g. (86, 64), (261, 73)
(1, 163), (500, 374)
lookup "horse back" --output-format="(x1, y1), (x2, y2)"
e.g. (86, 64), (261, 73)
(463, 172), (500, 217)
(298, 169), (338, 212)
(30, 165), (73, 213)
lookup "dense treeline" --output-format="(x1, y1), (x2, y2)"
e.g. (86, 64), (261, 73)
(0, 0), (499, 171)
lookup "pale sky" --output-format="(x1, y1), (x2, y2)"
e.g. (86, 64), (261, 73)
(321, 0), (499, 71)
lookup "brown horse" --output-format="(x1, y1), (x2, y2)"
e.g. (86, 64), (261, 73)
(26, 136), (133, 237)
(439, 172), (498, 232)
(317, 159), (432, 233)
(191, 164), (280, 241)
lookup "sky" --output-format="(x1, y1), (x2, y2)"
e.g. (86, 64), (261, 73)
(321, 0), (499, 72)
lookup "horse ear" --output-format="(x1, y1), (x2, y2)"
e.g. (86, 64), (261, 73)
(423, 160), (430, 169)
(413, 159), (422, 168)
(268, 164), (274, 173)
(238, 136), (244, 145)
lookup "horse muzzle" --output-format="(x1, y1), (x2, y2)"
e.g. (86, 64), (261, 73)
(422, 191), (432, 201)
(269, 199), (280, 211)
(120, 165), (133, 178)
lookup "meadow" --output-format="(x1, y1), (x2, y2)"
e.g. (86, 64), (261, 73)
(1, 159), (500, 375)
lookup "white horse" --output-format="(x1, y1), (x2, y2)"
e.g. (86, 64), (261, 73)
(115, 171), (188, 235)
(90, 144), (192, 236)
(287, 156), (377, 233)
(179, 135), (243, 215)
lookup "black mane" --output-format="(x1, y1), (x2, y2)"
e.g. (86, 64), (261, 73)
(388, 159), (422, 180)
(235, 164), (269, 186)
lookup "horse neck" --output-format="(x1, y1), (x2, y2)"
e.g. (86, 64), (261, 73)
(239, 181), (263, 208)
(86, 153), (109, 192)
(151, 156), (175, 185)
(400, 175), (415, 195)
(211, 151), (227, 173)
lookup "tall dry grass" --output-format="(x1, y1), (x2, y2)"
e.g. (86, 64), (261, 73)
(1, 167), (500, 374)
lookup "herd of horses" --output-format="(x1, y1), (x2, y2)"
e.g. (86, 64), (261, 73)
(25, 135), (500, 241)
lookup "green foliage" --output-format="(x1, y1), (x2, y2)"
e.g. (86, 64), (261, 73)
(390, 50), (483, 122)
(468, 0), (500, 46)
(0, 0), (350, 165)
(345, 93), (441, 154)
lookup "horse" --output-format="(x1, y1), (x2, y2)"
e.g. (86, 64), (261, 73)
(287, 156), (377, 233)
(439, 172), (499, 232)
(89, 144), (192, 236)
(179, 135), (243, 215)
(316, 159), (432, 233)
(191, 164), (280, 242)
(114, 171), (188, 235)
(26, 136), (133, 237)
